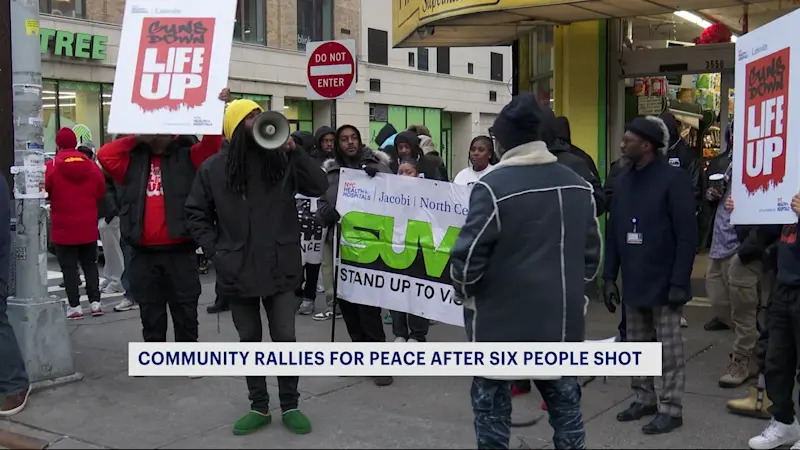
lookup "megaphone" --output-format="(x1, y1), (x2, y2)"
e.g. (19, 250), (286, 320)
(251, 111), (291, 150)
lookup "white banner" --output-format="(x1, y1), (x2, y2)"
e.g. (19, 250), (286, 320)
(107, 0), (237, 135)
(335, 169), (472, 327)
(731, 9), (800, 225)
(296, 194), (327, 265)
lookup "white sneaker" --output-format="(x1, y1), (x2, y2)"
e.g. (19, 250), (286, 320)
(680, 316), (688, 328)
(102, 282), (124, 294)
(791, 441), (800, 450)
(90, 301), (104, 317)
(316, 283), (325, 293)
(113, 298), (139, 312)
(66, 305), (84, 320)
(407, 338), (419, 343)
(99, 278), (110, 290)
(749, 418), (800, 449)
(394, 337), (406, 343)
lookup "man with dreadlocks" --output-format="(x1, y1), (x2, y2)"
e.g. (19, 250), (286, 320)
(316, 124), (394, 386)
(97, 88), (228, 344)
(185, 99), (327, 437)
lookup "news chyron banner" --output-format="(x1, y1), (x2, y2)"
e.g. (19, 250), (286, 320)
(335, 169), (471, 326)
(296, 194), (327, 265)
(731, 9), (800, 225)
(107, 0), (237, 135)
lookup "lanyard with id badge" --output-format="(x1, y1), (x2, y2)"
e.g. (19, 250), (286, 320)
(627, 218), (643, 245)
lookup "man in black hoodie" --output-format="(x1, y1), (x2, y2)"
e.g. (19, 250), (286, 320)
(313, 126), (336, 163)
(539, 110), (606, 216)
(660, 113), (701, 210)
(315, 125), (395, 387)
(554, 116), (601, 180)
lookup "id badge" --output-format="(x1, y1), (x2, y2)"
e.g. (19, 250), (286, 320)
(626, 232), (643, 245)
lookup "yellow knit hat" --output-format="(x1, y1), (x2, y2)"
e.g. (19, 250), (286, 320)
(223, 99), (263, 142)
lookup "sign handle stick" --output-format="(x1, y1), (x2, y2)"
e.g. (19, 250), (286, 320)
(330, 99), (337, 129)
(330, 223), (340, 343)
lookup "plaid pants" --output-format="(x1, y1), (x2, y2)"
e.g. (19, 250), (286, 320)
(626, 304), (686, 417)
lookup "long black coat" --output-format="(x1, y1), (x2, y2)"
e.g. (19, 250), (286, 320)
(185, 147), (328, 298)
(604, 158), (697, 307)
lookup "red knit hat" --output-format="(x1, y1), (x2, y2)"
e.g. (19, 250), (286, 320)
(55, 127), (77, 149)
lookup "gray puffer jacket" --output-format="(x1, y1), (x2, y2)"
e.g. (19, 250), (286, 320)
(450, 141), (602, 345)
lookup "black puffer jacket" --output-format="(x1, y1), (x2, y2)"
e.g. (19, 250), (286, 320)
(316, 125), (393, 226)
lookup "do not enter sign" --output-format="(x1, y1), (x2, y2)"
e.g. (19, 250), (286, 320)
(306, 40), (356, 100)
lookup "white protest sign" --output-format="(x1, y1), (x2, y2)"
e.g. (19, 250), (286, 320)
(335, 169), (472, 327)
(296, 194), (327, 265)
(731, 9), (800, 225)
(107, 0), (237, 135)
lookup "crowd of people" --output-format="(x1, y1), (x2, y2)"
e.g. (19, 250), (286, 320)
(0, 87), (797, 450)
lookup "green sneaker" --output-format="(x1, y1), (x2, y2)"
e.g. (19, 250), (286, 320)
(233, 410), (272, 435)
(282, 409), (312, 434)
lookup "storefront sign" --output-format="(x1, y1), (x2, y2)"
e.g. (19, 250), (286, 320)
(40, 28), (108, 60)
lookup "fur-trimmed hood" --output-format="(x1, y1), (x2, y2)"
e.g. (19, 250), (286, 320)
(494, 141), (557, 169)
(321, 147), (392, 172)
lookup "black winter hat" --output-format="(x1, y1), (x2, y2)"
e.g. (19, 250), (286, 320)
(625, 116), (669, 152)
(491, 93), (543, 152)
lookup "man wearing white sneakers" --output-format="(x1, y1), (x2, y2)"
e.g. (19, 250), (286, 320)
(748, 192), (800, 450)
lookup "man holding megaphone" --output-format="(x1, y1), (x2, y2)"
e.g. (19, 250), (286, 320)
(185, 99), (328, 437)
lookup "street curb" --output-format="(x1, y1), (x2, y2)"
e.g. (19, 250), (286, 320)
(31, 372), (84, 394)
(0, 429), (49, 449)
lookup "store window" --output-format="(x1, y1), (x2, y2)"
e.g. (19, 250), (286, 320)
(368, 104), (443, 161)
(234, 0), (266, 45)
(40, 0), (84, 18)
(43, 80), (114, 154)
(529, 26), (554, 108)
(284, 99), (313, 133)
(230, 93), (271, 112)
(41, 80), (59, 154)
(297, 0), (332, 52)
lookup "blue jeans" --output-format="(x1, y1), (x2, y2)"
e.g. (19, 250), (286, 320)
(471, 377), (585, 449)
(0, 296), (29, 395)
(120, 242), (134, 301)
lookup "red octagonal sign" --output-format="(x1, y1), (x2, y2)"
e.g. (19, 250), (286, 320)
(307, 41), (355, 100)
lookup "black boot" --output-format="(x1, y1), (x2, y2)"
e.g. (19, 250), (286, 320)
(206, 297), (229, 314)
(642, 413), (683, 434)
(616, 402), (658, 422)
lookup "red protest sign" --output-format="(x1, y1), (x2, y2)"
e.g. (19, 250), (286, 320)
(743, 47), (790, 194)
(306, 40), (356, 100)
(132, 18), (215, 112)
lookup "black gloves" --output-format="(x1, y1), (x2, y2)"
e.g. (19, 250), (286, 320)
(362, 164), (379, 178)
(603, 280), (620, 313)
(667, 286), (690, 306)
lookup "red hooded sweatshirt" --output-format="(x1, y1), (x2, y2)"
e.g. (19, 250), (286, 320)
(45, 149), (106, 245)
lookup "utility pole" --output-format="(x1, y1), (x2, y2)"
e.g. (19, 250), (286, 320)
(6, 0), (80, 387)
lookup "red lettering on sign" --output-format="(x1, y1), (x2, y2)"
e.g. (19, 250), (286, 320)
(743, 47), (790, 195)
(131, 18), (215, 112)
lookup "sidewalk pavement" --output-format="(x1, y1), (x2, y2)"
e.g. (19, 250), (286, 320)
(1, 282), (771, 449)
